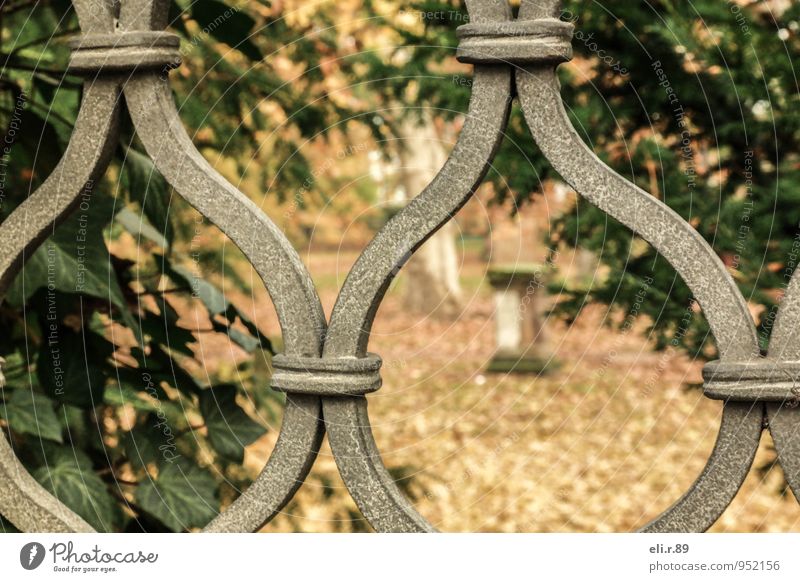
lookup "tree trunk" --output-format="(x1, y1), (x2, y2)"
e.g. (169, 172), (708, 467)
(397, 116), (463, 318)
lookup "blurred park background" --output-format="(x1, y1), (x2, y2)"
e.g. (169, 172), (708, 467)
(1, 0), (800, 531)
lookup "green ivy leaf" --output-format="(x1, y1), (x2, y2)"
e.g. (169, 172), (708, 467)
(136, 459), (218, 532)
(104, 383), (158, 412)
(161, 260), (272, 353)
(166, 263), (229, 314)
(199, 386), (266, 462)
(146, 345), (202, 396)
(6, 193), (126, 310)
(211, 318), (258, 352)
(226, 325), (260, 353)
(57, 404), (106, 454)
(222, 303), (274, 354)
(115, 207), (169, 248)
(32, 447), (119, 532)
(36, 327), (110, 408)
(122, 429), (159, 472)
(140, 296), (195, 357)
(0, 388), (63, 443)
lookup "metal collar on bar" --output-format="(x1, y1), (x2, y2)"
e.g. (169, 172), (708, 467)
(68, 31), (181, 74)
(271, 353), (383, 396)
(703, 358), (800, 402)
(456, 18), (573, 65)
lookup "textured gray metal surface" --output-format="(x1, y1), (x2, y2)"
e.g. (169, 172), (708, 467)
(0, 0), (796, 533)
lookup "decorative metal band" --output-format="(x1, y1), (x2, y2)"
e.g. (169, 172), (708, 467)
(68, 30), (181, 73)
(271, 354), (383, 396)
(456, 19), (573, 65)
(703, 359), (800, 402)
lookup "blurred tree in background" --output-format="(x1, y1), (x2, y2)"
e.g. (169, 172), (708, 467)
(1, 0), (798, 531)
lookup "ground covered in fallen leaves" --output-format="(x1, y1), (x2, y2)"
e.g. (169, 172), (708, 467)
(200, 248), (800, 532)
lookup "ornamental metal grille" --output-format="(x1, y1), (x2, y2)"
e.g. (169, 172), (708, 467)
(0, 0), (797, 533)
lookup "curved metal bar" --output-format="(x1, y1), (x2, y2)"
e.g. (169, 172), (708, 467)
(204, 394), (325, 532)
(123, 74), (328, 531)
(515, 66), (764, 531)
(112, 0), (329, 531)
(323, 66), (513, 358)
(762, 253), (800, 499)
(72, 0), (117, 36)
(0, 0), (118, 296)
(325, 397), (435, 532)
(0, 0), (124, 536)
(765, 404), (800, 502)
(518, 0), (563, 20)
(0, 0), (119, 529)
(516, 70), (757, 360)
(640, 403), (763, 532)
(0, 437), (93, 532)
(123, 88), (326, 357)
(0, 81), (121, 533)
(767, 269), (800, 362)
(324, 0), (513, 359)
(318, 0), (514, 532)
(119, 0), (171, 31)
(0, 80), (121, 296)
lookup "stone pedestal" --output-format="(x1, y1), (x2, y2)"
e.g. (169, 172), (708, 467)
(487, 264), (554, 374)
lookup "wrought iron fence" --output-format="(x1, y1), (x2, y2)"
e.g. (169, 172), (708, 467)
(0, 0), (796, 533)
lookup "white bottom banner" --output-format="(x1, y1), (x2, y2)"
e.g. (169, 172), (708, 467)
(1, 534), (797, 581)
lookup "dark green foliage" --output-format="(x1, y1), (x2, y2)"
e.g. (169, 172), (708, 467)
(551, 1), (799, 355)
(0, 0), (293, 531)
(199, 386), (266, 462)
(0, 389), (63, 443)
(136, 459), (219, 532)
(32, 446), (121, 531)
